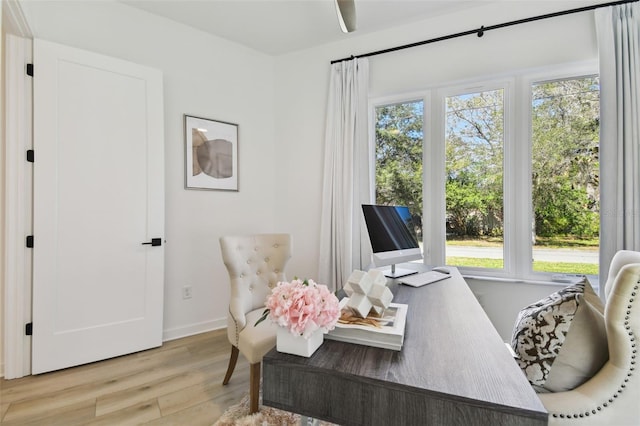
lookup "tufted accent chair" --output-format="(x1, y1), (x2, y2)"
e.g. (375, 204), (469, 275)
(219, 234), (292, 414)
(538, 250), (640, 425)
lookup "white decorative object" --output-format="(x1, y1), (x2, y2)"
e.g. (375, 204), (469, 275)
(367, 269), (388, 287)
(369, 282), (394, 316)
(344, 269), (393, 317)
(276, 327), (324, 357)
(348, 270), (373, 294)
(348, 293), (373, 318)
(343, 281), (355, 297)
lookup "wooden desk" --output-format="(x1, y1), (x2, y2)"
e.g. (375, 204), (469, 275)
(262, 266), (548, 426)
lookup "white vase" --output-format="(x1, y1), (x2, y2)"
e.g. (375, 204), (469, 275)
(276, 327), (324, 357)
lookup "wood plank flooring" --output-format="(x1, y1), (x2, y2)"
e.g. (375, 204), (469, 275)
(0, 329), (248, 425)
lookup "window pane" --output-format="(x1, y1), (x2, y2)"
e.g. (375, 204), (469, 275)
(531, 77), (600, 275)
(445, 90), (504, 269)
(374, 101), (424, 243)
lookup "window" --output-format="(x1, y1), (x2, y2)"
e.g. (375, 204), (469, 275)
(374, 100), (424, 243)
(531, 77), (600, 276)
(372, 66), (599, 280)
(445, 89), (505, 270)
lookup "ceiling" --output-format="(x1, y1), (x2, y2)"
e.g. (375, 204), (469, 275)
(120, 0), (488, 56)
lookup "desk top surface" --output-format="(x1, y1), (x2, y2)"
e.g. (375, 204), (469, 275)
(263, 265), (547, 422)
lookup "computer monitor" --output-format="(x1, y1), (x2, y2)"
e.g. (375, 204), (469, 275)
(361, 204), (423, 278)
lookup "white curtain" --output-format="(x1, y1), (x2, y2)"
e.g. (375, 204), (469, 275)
(596, 3), (640, 296)
(318, 58), (371, 292)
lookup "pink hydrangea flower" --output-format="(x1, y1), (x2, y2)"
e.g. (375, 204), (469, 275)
(265, 279), (340, 338)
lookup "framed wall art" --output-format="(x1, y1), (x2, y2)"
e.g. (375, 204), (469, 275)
(184, 114), (238, 191)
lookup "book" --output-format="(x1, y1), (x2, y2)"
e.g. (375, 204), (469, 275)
(325, 297), (408, 351)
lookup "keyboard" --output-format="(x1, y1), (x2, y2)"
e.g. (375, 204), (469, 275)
(399, 270), (451, 287)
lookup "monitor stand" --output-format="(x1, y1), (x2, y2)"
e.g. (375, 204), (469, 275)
(383, 264), (419, 279)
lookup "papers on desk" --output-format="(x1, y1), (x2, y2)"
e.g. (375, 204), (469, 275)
(325, 297), (407, 351)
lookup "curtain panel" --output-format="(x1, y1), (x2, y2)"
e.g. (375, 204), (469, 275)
(318, 58), (371, 292)
(596, 2), (640, 297)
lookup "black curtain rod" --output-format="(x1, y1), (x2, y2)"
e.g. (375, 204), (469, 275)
(331, 0), (638, 64)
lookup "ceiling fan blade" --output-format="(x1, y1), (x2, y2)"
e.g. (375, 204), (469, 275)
(335, 0), (356, 33)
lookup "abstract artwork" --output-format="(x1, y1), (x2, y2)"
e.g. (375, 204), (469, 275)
(184, 114), (238, 190)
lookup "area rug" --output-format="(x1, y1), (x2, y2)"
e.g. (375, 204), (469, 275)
(214, 394), (336, 426)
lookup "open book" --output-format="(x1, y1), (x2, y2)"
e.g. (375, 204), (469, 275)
(325, 297), (408, 351)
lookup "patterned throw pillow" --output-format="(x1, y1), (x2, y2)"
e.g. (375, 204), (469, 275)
(511, 279), (608, 393)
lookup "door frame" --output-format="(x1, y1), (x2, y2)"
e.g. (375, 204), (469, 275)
(3, 0), (33, 379)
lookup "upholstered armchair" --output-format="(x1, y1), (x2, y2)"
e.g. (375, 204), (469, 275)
(219, 234), (292, 414)
(538, 250), (640, 425)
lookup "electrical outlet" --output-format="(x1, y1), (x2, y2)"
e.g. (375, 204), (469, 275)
(182, 286), (193, 299)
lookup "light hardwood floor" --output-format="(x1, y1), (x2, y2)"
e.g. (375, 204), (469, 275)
(0, 329), (248, 425)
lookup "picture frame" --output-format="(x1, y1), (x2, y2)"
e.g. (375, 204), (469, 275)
(184, 114), (238, 191)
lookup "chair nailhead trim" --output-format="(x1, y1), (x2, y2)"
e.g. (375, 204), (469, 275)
(549, 278), (638, 420)
(228, 308), (240, 345)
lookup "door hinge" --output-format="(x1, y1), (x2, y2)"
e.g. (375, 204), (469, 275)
(26, 235), (34, 248)
(25, 323), (33, 335)
(26, 63), (33, 77)
(27, 149), (34, 163)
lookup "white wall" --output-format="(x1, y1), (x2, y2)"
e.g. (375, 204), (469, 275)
(274, 1), (601, 338)
(13, 0), (278, 348)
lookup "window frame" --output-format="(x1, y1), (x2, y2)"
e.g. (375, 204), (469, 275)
(369, 60), (599, 282)
(434, 79), (514, 277)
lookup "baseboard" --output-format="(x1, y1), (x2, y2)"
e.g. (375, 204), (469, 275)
(162, 318), (226, 342)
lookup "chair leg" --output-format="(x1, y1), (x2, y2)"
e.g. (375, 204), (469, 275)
(222, 345), (239, 385)
(249, 362), (261, 414)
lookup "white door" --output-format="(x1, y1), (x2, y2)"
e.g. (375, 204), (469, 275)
(31, 39), (165, 374)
